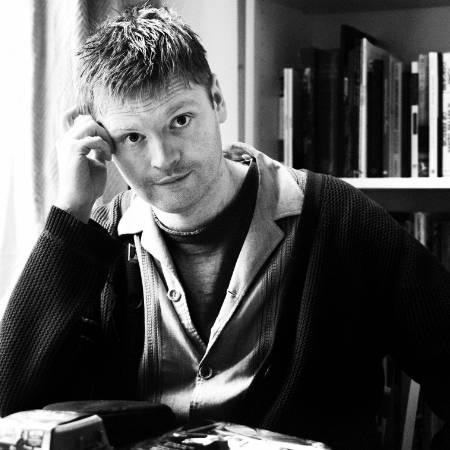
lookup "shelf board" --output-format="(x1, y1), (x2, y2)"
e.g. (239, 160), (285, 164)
(341, 177), (450, 189)
(273, 0), (450, 14)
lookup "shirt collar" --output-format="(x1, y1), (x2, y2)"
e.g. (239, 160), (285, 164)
(117, 143), (304, 238)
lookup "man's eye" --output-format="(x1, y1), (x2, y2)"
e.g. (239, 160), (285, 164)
(172, 115), (191, 129)
(125, 133), (142, 144)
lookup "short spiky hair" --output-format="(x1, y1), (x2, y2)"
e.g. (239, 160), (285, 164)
(77, 3), (212, 111)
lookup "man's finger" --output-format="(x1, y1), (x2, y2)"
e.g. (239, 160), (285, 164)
(68, 117), (114, 150)
(77, 136), (112, 161)
(62, 105), (88, 131)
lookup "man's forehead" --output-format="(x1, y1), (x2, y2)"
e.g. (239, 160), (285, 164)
(95, 79), (202, 117)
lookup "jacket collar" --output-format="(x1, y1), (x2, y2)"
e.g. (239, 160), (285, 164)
(117, 144), (305, 282)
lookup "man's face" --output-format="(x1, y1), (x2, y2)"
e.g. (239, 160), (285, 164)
(97, 77), (227, 215)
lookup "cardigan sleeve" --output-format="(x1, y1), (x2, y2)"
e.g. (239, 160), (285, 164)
(387, 222), (450, 420)
(0, 206), (123, 417)
(312, 174), (450, 422)
(331, 175), (450, 421)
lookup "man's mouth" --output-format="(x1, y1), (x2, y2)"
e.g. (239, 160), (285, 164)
(153, 171), (191, 186)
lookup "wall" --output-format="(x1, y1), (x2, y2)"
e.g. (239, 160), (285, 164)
(163, 0), (239, 145)
(309, 6), (450, 62)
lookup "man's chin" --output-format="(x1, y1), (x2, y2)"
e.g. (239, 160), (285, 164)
(140, 194), (193, 216)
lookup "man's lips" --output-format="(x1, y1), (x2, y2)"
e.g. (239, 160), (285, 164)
(153, 171), (191, 186)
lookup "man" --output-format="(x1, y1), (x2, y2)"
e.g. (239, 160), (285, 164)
(1, 5), (450, 450)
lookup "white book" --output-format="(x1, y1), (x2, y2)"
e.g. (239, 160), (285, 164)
(414, 211), (429, 247)
(411, 61), (419, 177)
(428, 51), (440, 177)
(442, 53), (450, 176)
(359, 38), (389, 177)
(283, 67), (294, 168)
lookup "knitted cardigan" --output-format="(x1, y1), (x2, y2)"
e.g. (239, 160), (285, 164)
(2, 170), (450, 450)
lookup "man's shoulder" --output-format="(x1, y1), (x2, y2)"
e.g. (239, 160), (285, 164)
(305, 171), (382, 211)
(91, 190), (134, 235)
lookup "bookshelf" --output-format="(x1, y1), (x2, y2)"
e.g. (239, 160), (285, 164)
(241, 2), (450, 448)
(272, 0), (450, 14)
(343, 177), (450, 189)
(343, 178), (450, 211)
(242, 0), (450, 212)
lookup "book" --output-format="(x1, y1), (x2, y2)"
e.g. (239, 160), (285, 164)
(442, 52), (450, 176)
(410, 61), (420, 177)
(414, 211), (430, 247)
(428, 51), (442, 177)
(281, 67), (301, 168)
(440, 220), (450, 270)
(277, 75), (284, 163)
(402, 65), (412, 177)
(295, 48), (318, 171)
(340, 25), (377, 177)
(316, 48), (341, 175)
(418, 54), (429, 177)
(343, 44), (362, 177)
(381, 55), (402, 177)
(367, 58), (385, 177)
(359, 38), (390, 177)
(389, 59), (404, 177)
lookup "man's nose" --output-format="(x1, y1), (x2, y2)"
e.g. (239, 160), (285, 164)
(148, 136), (180, 171)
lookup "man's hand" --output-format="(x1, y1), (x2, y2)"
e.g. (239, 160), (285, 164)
(54, 106), (113, 223)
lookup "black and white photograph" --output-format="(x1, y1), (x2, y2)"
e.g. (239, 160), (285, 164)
(1, 1), (450, 449)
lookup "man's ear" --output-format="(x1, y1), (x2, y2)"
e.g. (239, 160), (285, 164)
(210, 74), (227, 124)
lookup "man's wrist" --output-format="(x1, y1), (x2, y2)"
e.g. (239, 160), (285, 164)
(53, 201), (94, 224)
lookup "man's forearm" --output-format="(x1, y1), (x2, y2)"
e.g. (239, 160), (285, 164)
(0, 207), (122, 416)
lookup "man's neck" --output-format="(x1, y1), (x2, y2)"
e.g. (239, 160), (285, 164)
(152, 158), (249, 231)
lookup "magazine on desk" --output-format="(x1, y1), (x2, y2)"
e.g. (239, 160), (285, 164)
(132, 421), (331, 450)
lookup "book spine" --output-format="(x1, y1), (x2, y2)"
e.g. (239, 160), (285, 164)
(382, 56), (392, 176)
(316, 49), (340, 175)
(414, 211), (429, 247)
(440, 221), (450, 270)
(295, 48), (318, 171)
(442, 53), (450, 177)
(402, 67), (411, 177)
(418, 54), (429, 176)
(301, 65), (316, 170)
(389, 60), (403, 177)
(367, 59), (384, 177)
(278, 78), (284, 163)
(410, 61), (419, 177)
(282, 68), (294, 168)
(358, 39), (369, 178)
(343, 45), (362, 177)
(428, 52), (440, 177)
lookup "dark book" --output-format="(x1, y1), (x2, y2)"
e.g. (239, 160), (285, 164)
(316, 48), (341, 175)
(440, 220), (450, 271)
(418, 53), (429, 176)
(277, 74), (284, 163)
(367, 58), (384, 177)
(342, 44), (362, 177)
(402, 67), (412, 177)
(294, 47), (318, 170)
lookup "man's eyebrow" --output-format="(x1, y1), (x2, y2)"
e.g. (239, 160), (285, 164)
(165, 98), (197, 116)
